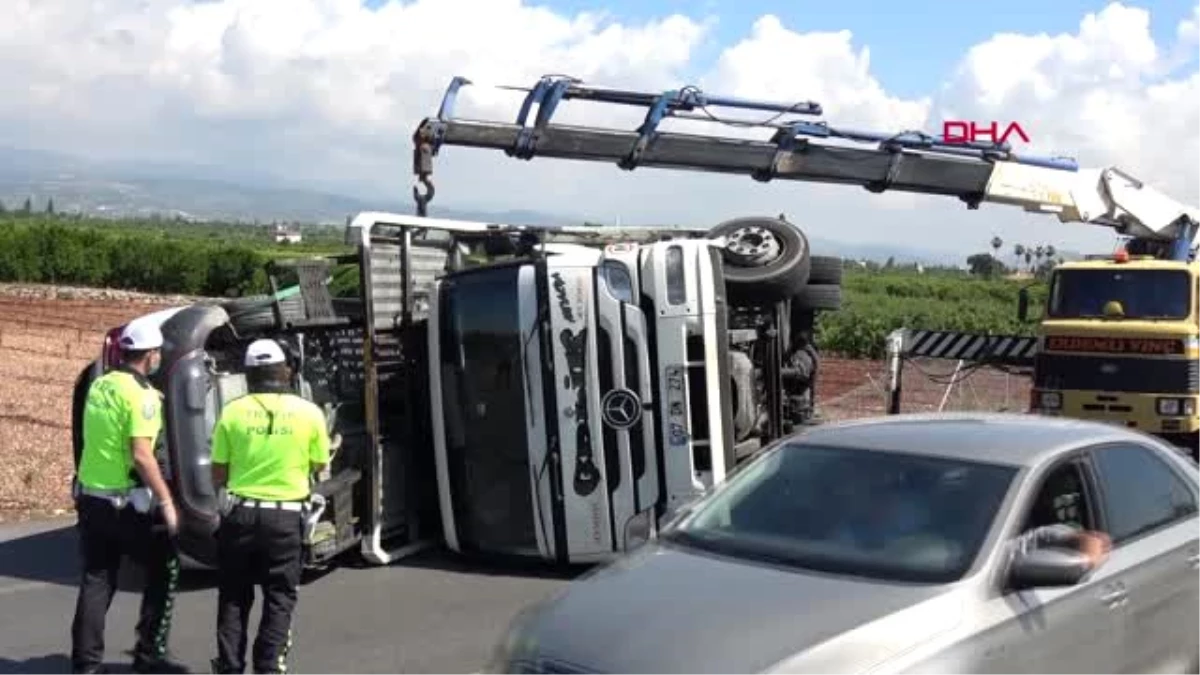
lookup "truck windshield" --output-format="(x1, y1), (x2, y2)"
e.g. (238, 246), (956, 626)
(1047, 268), (1192, 320)
(438, 264), (540, 555)
(663, 443), (1017, 584)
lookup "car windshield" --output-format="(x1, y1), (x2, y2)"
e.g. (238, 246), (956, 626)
(1047, 268), (1192, 320)
(664, 443), (1018, 584)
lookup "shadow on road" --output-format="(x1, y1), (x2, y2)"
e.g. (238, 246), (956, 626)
(0, 654), (71, 674)
(3, 524), (585, 591)
(0, 654), (149, 675)
(0, 524), (79, 587)
(381, 546), (593, 581)
(0, 522), (218, 593)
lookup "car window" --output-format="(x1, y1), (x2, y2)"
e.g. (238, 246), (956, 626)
(664, 443), (1018, 584)
(1090, 444), (1198, 545)
(1020, 460), (1096, 533)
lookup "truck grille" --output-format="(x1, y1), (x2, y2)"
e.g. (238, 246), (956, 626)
(1034, 354), (1200, 394)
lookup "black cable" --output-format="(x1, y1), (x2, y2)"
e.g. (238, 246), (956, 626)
(901, 356), (1032, 385)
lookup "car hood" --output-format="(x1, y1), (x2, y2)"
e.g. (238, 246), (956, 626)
(509, 542), (966, 674)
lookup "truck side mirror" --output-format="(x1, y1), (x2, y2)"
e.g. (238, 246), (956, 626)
(1017, 288), (1030, 322)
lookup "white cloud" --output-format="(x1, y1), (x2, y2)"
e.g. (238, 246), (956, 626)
(3, 0), (1197, 258)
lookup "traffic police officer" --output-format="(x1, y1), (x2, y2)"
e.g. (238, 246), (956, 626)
(210, 339), (330, 674)
(70, 319), (188, 674)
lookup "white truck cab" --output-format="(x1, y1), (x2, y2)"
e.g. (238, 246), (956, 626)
(428, 236), (744, 563)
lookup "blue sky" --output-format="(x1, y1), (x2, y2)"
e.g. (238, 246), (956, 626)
(367, 0), (1198, 98)
(584, 0), (1195, 95)
(10, 0), (1197, 257)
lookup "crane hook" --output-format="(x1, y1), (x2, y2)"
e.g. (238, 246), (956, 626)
(413, 175), (435, 217)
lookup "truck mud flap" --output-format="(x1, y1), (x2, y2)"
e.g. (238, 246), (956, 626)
(158, 304), (231, 566)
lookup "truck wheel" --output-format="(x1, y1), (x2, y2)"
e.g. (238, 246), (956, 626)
(793, 284), (842, 312)
(807, 256), (843, 285)
(221, 296), (279, 334)
(709, 216), (811, 302)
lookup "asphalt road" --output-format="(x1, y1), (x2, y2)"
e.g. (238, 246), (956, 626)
(0, 518), (581, 674)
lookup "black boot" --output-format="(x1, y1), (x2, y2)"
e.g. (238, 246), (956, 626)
(131, 654), (191, 673)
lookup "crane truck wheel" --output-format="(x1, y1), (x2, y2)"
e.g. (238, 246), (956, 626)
(792, 284), (843, 312)
(708, 216), (811, 302)
(806, 256), (843, 285)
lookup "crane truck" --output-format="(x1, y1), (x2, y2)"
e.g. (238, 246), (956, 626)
(73, 74), (1198, 571)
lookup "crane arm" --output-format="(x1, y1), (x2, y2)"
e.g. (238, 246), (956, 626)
(412, 76), (1199, 258)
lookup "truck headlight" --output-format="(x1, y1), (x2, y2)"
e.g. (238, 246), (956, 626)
(1038, 391), (1062, 410)
(601, 260), (634, 304)
(666, 246), (686, 305)
(1158, 398), (1196, 416)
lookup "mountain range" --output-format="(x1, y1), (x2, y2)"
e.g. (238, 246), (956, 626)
(1, 145), (1038, 266)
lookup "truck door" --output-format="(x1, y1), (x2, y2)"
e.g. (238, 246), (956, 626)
(638, 240), (736, 516)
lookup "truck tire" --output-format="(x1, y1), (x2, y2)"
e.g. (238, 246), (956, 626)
(792, 284), (843, 311)
(807, 255), (843, 285)
(708, 216), (811, 303)
(221, 296), (279, 334)
(72, 360), (103, 469)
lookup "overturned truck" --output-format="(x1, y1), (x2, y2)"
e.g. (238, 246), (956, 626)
(72, 209), (842, 568)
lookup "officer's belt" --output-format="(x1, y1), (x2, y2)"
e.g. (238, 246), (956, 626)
(78, 485), (131, 508)
(230, 496), (307, 512)
(80, 485), (130, 498)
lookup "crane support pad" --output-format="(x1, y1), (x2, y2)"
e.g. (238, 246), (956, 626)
(902, 329), (1037, 367)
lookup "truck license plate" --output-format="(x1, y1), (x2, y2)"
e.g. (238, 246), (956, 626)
(665, 365), (689, 446)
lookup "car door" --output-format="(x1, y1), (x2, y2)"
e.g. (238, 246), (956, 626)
(977, 455), (1128, 673)
(1083, 442), (1200, 673)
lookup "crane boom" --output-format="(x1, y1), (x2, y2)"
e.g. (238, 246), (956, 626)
(412, 75), (1199, 260)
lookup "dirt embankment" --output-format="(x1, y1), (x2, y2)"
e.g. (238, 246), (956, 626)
(0, 284), (186, 522)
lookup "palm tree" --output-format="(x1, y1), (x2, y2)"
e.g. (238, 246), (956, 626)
(1014, 244), (1025, 270)
(991, 236), (1003, 259)
(1044, 244), (1056, 260)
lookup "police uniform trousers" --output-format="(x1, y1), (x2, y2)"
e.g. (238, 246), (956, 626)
(215, 501), (305, 674)
(70, 494), (180, 673)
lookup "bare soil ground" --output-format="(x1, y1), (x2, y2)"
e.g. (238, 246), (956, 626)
(816, 356), (1031, 421)
(0, 284), (190, 523)
(0, 283), (1030, 522)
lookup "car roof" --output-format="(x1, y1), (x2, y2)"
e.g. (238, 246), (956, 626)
(787, 412), (1163, 468)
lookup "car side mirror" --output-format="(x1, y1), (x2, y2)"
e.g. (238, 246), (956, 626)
(1008, 547), (1092, 590)
(1017, 288), (1030, 322)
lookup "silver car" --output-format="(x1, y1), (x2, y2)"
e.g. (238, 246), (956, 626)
(487, 413), (1200, 674)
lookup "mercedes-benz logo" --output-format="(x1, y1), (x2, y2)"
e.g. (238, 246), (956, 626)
(601, 388), (642, 430)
